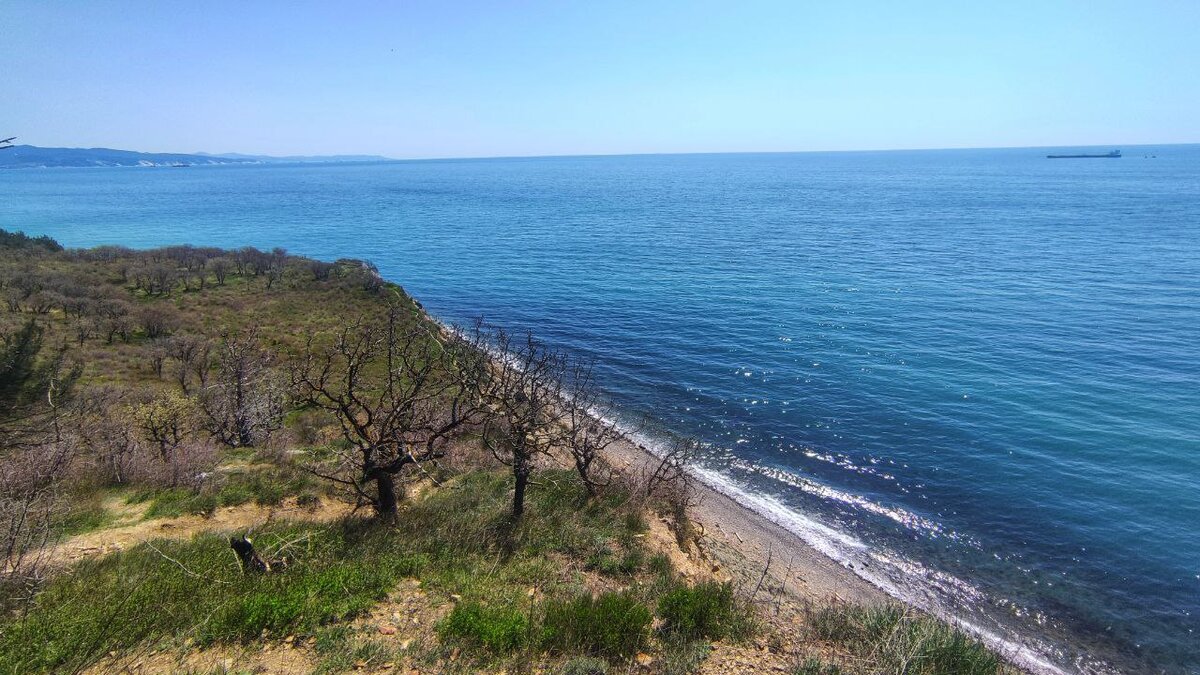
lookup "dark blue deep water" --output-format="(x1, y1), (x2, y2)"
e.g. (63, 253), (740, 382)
(3, 147), (1197, 673)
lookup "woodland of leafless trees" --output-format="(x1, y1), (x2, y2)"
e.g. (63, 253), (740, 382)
(0, 239), (332, 596)
(289, 312), (674, 522)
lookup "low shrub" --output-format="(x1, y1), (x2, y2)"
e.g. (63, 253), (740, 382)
(542, 592), (651, 659)
(437, 601), (530, 653)
(657, 581), (755, 642)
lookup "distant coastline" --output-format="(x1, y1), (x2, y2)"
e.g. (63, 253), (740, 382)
(0, 145), (393, 169)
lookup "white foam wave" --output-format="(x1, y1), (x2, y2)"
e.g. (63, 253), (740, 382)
(736, 459), (979, 546)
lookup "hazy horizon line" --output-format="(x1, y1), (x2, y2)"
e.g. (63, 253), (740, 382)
(13, 139), (1197, 164)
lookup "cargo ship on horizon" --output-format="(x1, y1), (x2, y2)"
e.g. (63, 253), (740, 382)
(1047, 149), (1121, 158)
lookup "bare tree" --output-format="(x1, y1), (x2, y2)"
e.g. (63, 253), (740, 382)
(94, 298), (133, 344)
(264, 248), (288, 290)
(209, 257), (232, 285)
(642, 436), (702, 548)
(1, 439), (73, 598)
(183, 254), (208, 291)
(0, 319), (44, 415)
(147, 338), (168, 377)
(145, 263), (178, 296)
(234, 247), (266, 276)
(562, 359), (625, 498)
(26, 291), (55, 314)
(199, 329), (284, 448)
(4, 287), (23, 312)
(73, 316), (95, 346)
(644, 436), (700, 502)
(138, 306), (177, 340)
(479, 325), (572, 520)
(291, 306), (488, 519)
(1, 327), (80, 597)
(85, 411), (139, 484)
(166, 334), (210, 395)
(68, 386), (138, 485)
(1, 321), (80, 434)
(131, 392), (195, 487)
(307, 259), (335, 281)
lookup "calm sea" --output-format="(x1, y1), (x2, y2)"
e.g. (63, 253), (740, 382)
(3, 146), (1197, 673)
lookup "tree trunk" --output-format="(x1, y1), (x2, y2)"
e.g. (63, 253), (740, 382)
(234, 370), (253, 447)
(576, 457), (597, 498)
(512, 460), (529, 520)
(375, 471), (399, 519)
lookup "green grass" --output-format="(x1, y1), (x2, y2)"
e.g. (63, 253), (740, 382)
(136, 486), (217, 518)
(53, 491), (114, 536)
(130, 486), (219, 519)
(805, 604), (1006, 675)
(128, 465), (320, 520)
(657, 580), (757, 643)
(438, 601), (531, 653)
(56, 508), (112, 537)
(0, 469), (652, 672)
(585, 539), (645, 577)
(0, 523), (422, 674)
(385, 469), (648, 594)
(542, 592), (652, 659)
(219, 465), (319, 507)
(659, 639), (713, 675)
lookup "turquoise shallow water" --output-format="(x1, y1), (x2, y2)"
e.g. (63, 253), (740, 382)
(3, 146), (1198, 673)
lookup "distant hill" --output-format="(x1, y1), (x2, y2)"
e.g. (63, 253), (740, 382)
(0, 145), (393, 169)
(0, 145), (257, 169)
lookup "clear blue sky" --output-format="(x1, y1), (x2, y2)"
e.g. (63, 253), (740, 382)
(3, 1), (1197, 158)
